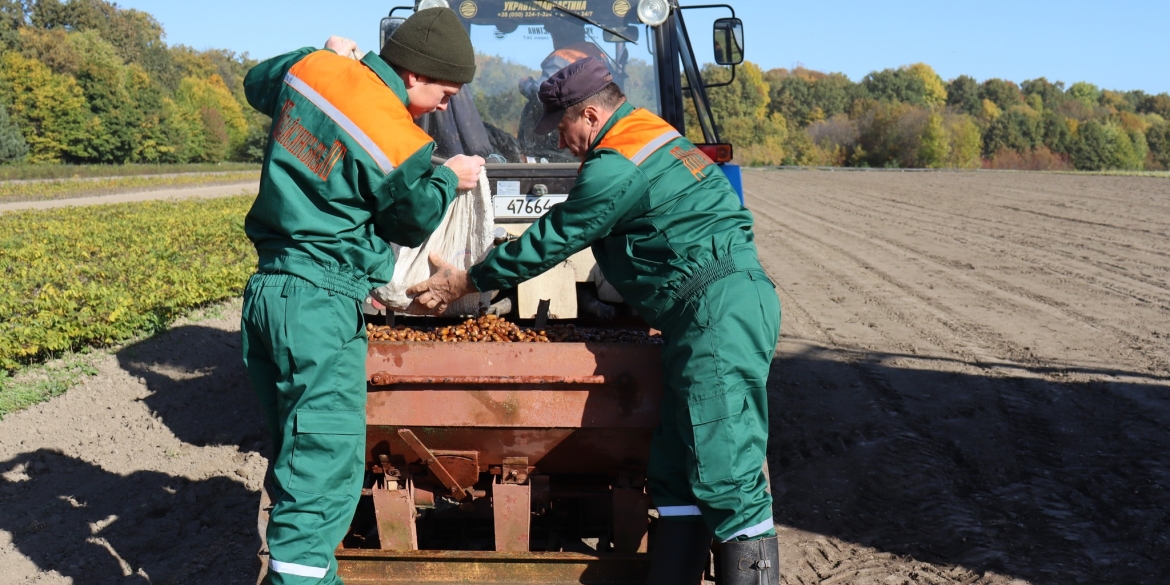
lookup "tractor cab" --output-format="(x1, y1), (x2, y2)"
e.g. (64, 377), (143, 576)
(380, 0), (745, 318)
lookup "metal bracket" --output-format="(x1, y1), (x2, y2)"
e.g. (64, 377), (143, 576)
(398, 429), (475, 501)
(494, 457), (533, 553)
(535, 300), (551, 330)
(370, 455), (417, 550)
(502, 456), (531, 485)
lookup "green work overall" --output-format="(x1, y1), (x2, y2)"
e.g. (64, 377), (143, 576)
(469, 103), (781, 543)
(242, 48), (460, 583)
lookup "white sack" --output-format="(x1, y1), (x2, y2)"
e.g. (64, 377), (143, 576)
(370, 168), (494, 316)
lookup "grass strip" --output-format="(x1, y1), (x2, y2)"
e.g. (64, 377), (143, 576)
(0, 171), (260, 203)
(0, 195), (256, 372)
(0, 298), (242, 420)
(0, 163), (260, 181)
(0, 351), (100, 419)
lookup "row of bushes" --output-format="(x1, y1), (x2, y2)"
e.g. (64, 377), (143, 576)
(0, 195), (255, 371)
(692, 62), (1170, 171)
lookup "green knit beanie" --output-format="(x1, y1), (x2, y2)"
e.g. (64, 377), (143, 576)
(380, 7), (476, 85)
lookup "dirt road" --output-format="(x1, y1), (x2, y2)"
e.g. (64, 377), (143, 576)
(0, 170), (1167, 584)
(0, 180), (259, 212)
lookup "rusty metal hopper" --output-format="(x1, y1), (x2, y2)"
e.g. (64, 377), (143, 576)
(339, 339), (663, 584)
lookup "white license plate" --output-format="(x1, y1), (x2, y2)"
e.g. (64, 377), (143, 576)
(494, 195), (568, 219)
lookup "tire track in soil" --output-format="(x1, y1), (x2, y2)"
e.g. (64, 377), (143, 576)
(813, 185), (1170, 303)
(748, 176), (1169, 374)
(748, 170), (1170, 585)
(824, 185), (1170, 295)
(751, 194), (1043, 366)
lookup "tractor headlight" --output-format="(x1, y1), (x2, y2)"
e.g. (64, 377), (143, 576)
(636, 0), (670, 26)
(418, 0), (450, 10)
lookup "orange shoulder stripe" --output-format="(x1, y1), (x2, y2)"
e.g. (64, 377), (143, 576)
(553, 43), (605, 63)
(286, 51), (431, 173)
(596, 109), (682, 166)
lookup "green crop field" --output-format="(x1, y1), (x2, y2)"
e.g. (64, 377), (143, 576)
(0, 195), (256, 373)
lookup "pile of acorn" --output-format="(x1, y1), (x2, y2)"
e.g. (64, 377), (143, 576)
(366, 315), (662, 345)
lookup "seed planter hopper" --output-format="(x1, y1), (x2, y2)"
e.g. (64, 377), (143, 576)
(338, 337), (663, 584)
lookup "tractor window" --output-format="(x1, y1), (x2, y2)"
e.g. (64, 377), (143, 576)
(415, 14), (660, 163)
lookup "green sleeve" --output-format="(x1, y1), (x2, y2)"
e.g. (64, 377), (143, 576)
(469, 151), (647, 291)
(373, 143), (461, 247)
(243, 47), (316, 117)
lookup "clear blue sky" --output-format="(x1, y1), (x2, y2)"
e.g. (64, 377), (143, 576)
(115, 0), (1170, 94)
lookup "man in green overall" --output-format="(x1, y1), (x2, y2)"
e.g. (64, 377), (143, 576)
(240, 8), (483, 584)
(408, 58), (782, 585)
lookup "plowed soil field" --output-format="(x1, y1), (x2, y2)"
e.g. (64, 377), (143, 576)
(750, 170), (1170, 585)
(1, 170), (1167, 584)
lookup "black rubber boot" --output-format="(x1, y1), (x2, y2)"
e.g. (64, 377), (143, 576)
(645, 519), (713, 585)
(718, 536), (780, 585)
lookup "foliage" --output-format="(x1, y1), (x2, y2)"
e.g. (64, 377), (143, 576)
(946, 75), (981, 116)
(693, 62), (789, 165)
(0, 195), (255, 371)
(1068, 81), (1102, 109)
(917, 110), (950, 168)
(470, 53), (538, 136)
(1146, 122), (1170, 170)
(904, 63), (947, 107)
(0, 351), (99, 419)
(0, 52), (91, 163)
(765, 68), (853, 127)
(0, 170), (258, 203)
(2, 1), (1165, 173)
(0, 102), (27, 163)
(983, 146), (1072, 171)
(700, 56), (1165, 171)
(0, 0), (263, 165)
(944, 113), (983, 169)
(1070, 121), (1143, 171)
(982, 106), (1042, 157)
(979, 79), (1023, 112)
(1021, 78), (1066, 111)
(860, 64), (945, 108)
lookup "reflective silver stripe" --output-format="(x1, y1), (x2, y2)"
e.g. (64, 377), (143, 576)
(284, 73), (395, 174)
(270, 559), (328, 578)
(630, 129), (681, 165)
(723, 518), (774, 542)
(657, 504), (702, 516)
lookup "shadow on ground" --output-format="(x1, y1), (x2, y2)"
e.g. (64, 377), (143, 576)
(117, 323), (267, 453)
(0, 323), (265, 584)
(4, 321), (1168, 584)
(767, 343), (1170, 584)
(0, 449), (259, 584)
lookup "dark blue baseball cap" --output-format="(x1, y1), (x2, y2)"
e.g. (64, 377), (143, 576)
(536, 58), (613, 135)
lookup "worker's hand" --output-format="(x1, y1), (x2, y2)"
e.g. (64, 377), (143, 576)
(324, 36), (361, 59)
(443, 154), (486, 190)
(406, 253), (479, 315)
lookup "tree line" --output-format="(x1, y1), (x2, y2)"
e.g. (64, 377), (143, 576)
(0, 0), (266, 165)
(1, 1), (1167, 172)
(695, 62), (1170, 171)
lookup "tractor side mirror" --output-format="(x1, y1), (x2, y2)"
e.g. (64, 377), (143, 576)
(712, 18), (744, 65)
(380, 16), (407, 51)
(603, 25), (640, 43)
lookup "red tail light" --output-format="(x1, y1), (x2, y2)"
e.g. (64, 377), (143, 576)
(696, 143), (734, 163)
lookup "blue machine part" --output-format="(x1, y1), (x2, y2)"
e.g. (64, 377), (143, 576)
(720, 163), (744, 205)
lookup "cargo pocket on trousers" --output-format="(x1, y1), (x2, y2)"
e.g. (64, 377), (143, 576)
(288, 410), (366, 495)
(688, 391), (748, 483)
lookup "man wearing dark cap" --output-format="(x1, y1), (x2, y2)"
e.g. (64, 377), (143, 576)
(239, 7), (483, 584)
(408, 58), (782, 585)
